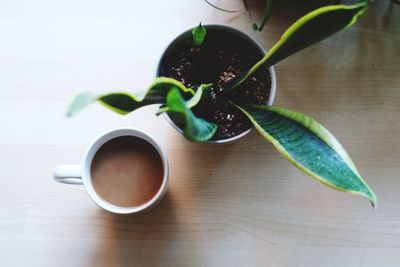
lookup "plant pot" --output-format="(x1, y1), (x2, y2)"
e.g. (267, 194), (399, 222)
(157, 24), (276, 144)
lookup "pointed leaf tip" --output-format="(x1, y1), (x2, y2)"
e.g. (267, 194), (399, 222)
(236, 104), (376, 206)
(66, 77), (195, 117)
(66, 91), (96, 117)
(228, 2), (367, 90)
(368, 191), (378, 209)
(192, 22), (207, 46)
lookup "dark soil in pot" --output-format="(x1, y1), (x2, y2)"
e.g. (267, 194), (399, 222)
(158, 27), (272, 141)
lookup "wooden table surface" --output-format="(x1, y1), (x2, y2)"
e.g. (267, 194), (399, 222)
(1, 1), (399, 266)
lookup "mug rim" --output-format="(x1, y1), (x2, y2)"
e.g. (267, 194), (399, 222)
(82, 128), (169, 214)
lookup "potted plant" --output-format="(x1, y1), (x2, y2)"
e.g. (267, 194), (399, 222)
(157, 24), (277, 144)
(67, 2), (377, 207)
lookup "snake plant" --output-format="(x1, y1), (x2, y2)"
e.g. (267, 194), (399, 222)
(67, 3), (376, 207)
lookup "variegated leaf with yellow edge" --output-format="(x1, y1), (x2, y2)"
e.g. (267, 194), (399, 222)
(236, 104), (377, 207)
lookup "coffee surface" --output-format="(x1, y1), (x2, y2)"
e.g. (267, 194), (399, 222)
(91, 136), (164, 208)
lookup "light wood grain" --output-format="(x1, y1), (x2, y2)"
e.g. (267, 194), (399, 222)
(0, 1), (400, 266)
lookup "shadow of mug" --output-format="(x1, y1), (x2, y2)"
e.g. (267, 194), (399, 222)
(90, 193), (181, 265)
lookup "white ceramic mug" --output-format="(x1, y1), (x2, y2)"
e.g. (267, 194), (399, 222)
(53, 128), (169, 214)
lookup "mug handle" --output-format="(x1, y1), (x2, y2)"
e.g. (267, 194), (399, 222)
(53, 164), (83, 185)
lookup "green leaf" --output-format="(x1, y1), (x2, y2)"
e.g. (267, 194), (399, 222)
(229, 2), (367, 90)
(236, 104), (377, 207)
(252, 0), (273, 32)
(156, 83), (213, 115)
(66, 77), (195, 117)
(66, 91), (97, 117)
(192, 22), (207, 46)
(164, 88), (217, 142)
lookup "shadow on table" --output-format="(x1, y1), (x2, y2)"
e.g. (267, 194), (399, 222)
(89, 128), (285, 265)
(91, 192), (186, 265)
(165, 129), (286, 200)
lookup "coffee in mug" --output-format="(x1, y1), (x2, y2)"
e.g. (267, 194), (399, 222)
(53, 128), (169, 214)
(90, 135), (164, 208)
